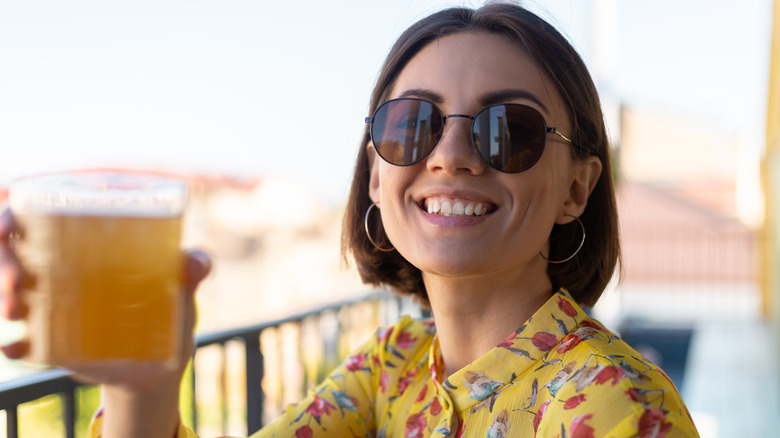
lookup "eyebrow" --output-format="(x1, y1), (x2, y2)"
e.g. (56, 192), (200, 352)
(397, 88), (444, 104)
(395, 88), (550, 115)
(479, 89), (550, 115)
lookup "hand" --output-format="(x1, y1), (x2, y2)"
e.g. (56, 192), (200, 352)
(2, 205), (213, 437)
(1, 206), (212, 384)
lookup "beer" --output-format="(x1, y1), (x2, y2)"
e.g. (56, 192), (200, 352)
(9, 171), (187, 369)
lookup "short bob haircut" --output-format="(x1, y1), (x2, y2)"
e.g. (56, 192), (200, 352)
(342, 2), (620, 308)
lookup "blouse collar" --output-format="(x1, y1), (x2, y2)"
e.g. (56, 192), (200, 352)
(427, 288), (587, 412)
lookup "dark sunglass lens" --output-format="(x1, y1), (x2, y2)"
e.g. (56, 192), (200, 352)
(372, 99), (442, 166)
(472, 105), (546, 173)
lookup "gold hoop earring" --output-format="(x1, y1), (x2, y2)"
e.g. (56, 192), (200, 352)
(540, 214), (585, 264)
(364, 202), (394, 252)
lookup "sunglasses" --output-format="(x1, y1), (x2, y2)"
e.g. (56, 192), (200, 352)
(365, 97), (572, 173)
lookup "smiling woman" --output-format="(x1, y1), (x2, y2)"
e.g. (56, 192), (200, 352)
(0, 2), (700, 438)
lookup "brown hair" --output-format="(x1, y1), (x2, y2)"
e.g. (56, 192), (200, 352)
(342, 3), (620, 307)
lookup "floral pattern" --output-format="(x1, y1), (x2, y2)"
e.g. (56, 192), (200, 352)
(89, 289), (699, 438)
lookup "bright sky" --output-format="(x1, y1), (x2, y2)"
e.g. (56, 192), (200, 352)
(0, 0), (772, 204)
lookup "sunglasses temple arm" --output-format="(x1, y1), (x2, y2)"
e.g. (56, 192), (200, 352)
(547, 127), (572, 144)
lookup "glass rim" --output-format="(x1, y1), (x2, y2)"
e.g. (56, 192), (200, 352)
(8, 170), (188, 216)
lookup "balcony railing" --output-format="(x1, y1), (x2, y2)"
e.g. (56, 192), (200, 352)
(0, 290), (416, 438)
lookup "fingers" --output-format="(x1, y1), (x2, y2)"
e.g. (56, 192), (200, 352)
(0, 339), (29, 359)
(179, 249), (210, 370)
(0, 207), (15, 243)
(0, 207), (23, 321)
(0, 264), (23, 320)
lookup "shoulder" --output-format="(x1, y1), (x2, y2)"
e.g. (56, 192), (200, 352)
(558, 316), (683, 400)
(537, 317), (698, 436)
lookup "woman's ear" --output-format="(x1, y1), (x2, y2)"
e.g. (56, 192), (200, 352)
(367, 144), (380, 204)
(558, 156), (602, 223)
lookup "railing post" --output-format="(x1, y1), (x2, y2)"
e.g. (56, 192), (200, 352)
(190, 360), (198, 432)
(220, 344), (228, 435)
(64, 388), (76, 438)
(7, 406), (18, 438)
(245, 334), (263, 435)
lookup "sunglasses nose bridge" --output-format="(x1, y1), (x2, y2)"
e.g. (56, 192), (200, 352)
(439, 113), (480, 155)
(442, 113), (475, 121)
(425, 112), (487, 174)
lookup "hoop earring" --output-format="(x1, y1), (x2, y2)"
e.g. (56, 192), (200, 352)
(364, 202), (395, 252)
(540, 214), (585, 264)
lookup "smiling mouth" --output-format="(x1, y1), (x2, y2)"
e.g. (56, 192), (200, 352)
(421, 197), (496, 217)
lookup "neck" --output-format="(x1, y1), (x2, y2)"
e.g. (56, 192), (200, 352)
(425, 270), (553, 378)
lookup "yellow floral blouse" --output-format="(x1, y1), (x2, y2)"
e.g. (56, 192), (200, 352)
(90, 289), (699, 437)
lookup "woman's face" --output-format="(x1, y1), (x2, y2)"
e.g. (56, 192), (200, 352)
(368, 31), (599, 284)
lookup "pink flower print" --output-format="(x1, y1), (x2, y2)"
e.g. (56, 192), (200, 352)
(346, 353), (368, 372)
(379, 370), (391, 393)
(563, 394), (587, 409)
(430, 396), (442, 416)
(454, 416), (465, 438)
(625, 388), (654, 405)
(487, 409), (510, 438)
(557, 296), (577, 317)
(533, 400), (551, 436)
(416, 384), (428, 403)
(594, 365), (626, 386)
(497, 330), (519, 348)
(570, 414), (595, 438)
(404, 412), (427, 438)
(295, 425), (313, 438)
(378, 327), (394, 343)
(580, 319), (604, 331)
(638, 409), (673, 438)
(305, 394), (335, 424)
(532, 332), (557, 351)
(556, 333), (582, 354)
(372, 352), (381, 367)
(396, 329), (418, 350)
(398, 368), (419, 395)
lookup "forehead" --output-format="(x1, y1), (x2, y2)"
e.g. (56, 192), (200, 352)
(389, 32), (565, 118)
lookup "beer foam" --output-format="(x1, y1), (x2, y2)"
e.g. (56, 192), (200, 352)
(9, 171), (187, 217)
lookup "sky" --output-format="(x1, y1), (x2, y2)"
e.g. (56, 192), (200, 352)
(0, 0), (773, 204)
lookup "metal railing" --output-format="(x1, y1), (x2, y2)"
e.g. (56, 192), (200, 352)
(0, 290), (411, 438)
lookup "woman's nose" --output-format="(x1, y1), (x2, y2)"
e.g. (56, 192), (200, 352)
(425, 117), (487, 175)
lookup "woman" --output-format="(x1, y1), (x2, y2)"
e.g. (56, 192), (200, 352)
(1, 3), (699, 437)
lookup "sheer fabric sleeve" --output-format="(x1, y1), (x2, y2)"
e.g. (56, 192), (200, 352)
(86, 322), (388, 438)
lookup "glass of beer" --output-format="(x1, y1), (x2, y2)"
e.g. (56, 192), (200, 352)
(8, 170), (187, 372)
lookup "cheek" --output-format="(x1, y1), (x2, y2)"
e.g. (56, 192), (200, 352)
(377, 165), (414, 203)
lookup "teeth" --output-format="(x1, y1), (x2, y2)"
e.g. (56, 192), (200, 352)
(427, 199), (440, 214)
(452, 202), (464, 215)
(424, 198), (491, 217)
(440, 200), (452, 216)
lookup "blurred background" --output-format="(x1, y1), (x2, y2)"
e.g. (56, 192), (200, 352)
(0, 0), (778, 436)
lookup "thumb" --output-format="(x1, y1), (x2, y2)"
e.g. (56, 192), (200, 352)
(184, 249), (212, 294)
